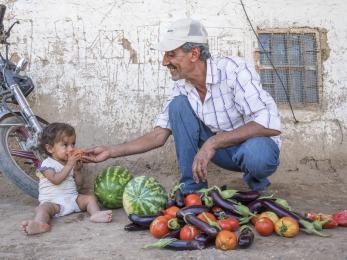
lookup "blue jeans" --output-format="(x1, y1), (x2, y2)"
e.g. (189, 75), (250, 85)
(169, 95), (280, 193)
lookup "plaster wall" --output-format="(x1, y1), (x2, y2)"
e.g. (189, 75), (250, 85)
(1, 0), (346, 176)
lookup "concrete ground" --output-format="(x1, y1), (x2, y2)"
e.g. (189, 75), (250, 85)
(0, 163), (346, 260)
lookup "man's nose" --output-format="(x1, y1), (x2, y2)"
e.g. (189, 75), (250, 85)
(162, 52), (169, 66)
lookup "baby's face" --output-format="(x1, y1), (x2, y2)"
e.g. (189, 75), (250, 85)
(48, 135), (76, 163)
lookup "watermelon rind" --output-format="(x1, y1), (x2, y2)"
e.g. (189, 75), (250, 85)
(123, 176), (168, 216)
(94, 166), (133, 209)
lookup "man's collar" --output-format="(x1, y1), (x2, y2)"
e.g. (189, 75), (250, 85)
(206, 57), (220, 85)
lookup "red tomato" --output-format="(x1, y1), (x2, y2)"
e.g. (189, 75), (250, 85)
(184, 194), (202, 206)
(162, 206), (180, 219)
(320, 214), (338, 229)
(211, 206), (224, 214)
(255, 217), (274, 236)
(197, 212), (217, 223)
(180, 225), (200, 240)
(305, 212), (320, 221)
(217, 217), (240, 232)
(149, 216), (169, 238)
(332, 210), (347, 227)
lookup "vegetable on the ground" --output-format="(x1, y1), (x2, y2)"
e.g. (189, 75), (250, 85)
(217, 217), (240, 232)
(180, 225), (200, 240)
(183, 214), (219, 238)
(144, 238), (206, 250)
(255, 217), (274, 236)
(274, 217), (299, 238)
(149, 216), (170, 238)
(184, 194), (202, 206)
(259, 211), (279, 225)
(237, 225), (254, 249)
(176, 205), (209, 218)
(128, 214), (158, 227)
(162, 206), (180, 219)
(332, 210), (347, 227)
(124, 223), (149, 231)
(215, 230), (238, 251)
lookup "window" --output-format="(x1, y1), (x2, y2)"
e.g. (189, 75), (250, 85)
(257, 29), (322, 106)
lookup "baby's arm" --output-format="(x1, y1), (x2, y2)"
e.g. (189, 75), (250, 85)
(42, 163), (75, 185)
(42, 153), (81, 185)
(74, 161), (83, 186)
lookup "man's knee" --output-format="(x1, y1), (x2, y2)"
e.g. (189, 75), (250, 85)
(169, 95), (189, 114)
(237, 137), (280, 178)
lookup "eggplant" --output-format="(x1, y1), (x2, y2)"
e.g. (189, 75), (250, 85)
(176, 205), (209, 219)
(128, 214), (157, 227)
(213, 210), (241, 220)
(232, 191), (260, 203)
(247, 199), (265, 213)
(237, 225), (254, 248)
(175, 189), (185, 208)
(261, 199), (329, 237)
(210, 190), (252, 217)
(194, 233), (214, 245)
(164, 240), (206, 250)
(124, 223), (148, 231)
(162, 228), (181, 239)
(184, 214), (219, 237)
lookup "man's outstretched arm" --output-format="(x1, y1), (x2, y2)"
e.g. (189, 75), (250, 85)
(83, 127), (171, 163)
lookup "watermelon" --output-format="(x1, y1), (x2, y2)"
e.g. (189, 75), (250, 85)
(94, 166), (133, 209)
(122, 176), (168, 216)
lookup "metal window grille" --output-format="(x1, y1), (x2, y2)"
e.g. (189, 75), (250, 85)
(257, 30), (321, 105)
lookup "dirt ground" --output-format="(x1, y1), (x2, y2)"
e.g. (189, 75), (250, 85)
(0, 163), (346, 260)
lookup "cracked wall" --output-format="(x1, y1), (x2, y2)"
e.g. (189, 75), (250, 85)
(1, 0), (347, 175)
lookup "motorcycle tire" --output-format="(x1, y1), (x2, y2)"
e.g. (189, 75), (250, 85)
(0, 115), (48, 198)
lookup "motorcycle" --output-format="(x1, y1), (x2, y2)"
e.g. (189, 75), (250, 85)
(0, 4), (48, 198)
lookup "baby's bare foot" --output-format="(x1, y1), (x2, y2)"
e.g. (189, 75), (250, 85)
(90, 210), (112, 223)
(21, 220), (50, 235)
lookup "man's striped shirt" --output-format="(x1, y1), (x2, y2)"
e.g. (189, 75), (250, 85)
(155, 56), (281, 147)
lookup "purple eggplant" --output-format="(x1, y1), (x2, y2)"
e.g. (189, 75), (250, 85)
(247, 199), (265, 213)
(164, 240), (206, 250)
(128, 214), (157, 227)
(237, 225), (254, 248)
(184, 214), (219, 237)
(124, 223), (148, 231)
(175, 188), (185, 208)
(232, 191), (260, 203)
(210, 190), (252, 217)
(176, 205), (209, 218)
(194, 233), (214, 245)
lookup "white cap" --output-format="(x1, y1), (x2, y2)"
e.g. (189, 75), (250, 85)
(152, 18), (208, 51)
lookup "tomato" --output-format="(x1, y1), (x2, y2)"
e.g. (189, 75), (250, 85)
(149, 216), (169, 238)
(332, 210), (347, 227)
(215, 230), (237, 251)
(319, 214), (338, 229)
(184, 194), (202, 206)
(68, 148), (85, 157)
(217, 217), (240, 232)
(255, 217), (274, 236)
(274, 217), (299, 238)
(251, 214), (260, 225)
(180, 225), (200, 240)
(259, 211), (279, 225)
(197, 212), (217, 223)
(162, 206), (180, 219)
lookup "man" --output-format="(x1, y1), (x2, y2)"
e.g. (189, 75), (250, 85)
(84, 18), (281, 193)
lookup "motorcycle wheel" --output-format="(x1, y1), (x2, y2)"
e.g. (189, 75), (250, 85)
(0, 115), (48, 198)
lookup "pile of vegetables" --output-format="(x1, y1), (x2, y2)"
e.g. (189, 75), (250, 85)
(123, 184), (347, 251)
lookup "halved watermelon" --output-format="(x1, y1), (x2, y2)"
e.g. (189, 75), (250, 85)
(94, 166), (133, 209)
(123, 176), (167, 216)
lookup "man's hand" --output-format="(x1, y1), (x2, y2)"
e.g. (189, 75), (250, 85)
(82, 145), (112, 163)
(192, 140), (216, 183)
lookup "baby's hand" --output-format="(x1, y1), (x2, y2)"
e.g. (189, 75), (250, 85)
(67, 150), (82, 166)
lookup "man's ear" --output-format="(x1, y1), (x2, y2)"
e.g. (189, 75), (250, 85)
(190, 47), (201, 62)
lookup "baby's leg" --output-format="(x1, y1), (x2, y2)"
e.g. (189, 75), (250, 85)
(76, 194), (112, 223)
(21, 202), (60, 235)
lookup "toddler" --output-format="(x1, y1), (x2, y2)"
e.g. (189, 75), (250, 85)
(21, 122), (112, 235)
